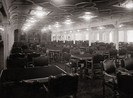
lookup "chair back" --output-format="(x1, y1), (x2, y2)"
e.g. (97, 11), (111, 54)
(109, 49), (117, 59)
(9, 53), (26, 59)
(102, 59), (116, 74)
(21, 45), (28, 50)
(62, 52), (71, 62)
(62, 47), (70, 53)
(93, 54), (104, 64)
(117, 72), (133, 96)
(48, 74), (79, 98)
(7, 58), (27, 69)
(27, 52), (40, 62)
(11, 47), (23, 53)
(33, 56), (49, 66)
(121, 58), (133, 70)
(119, 49), (127, 56)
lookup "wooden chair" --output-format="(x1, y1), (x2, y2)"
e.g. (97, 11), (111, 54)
(102, 59), (118, 98)
(9, 53), (26, 59)
(109, 49), (118, 59)
(7, 58), (27, 69)
(117, 72), (133, 98)
(11, 47), (23, 53)
(27, 52), (40, 65)
(121, 57), (133, 70)
(93, 54), (104, 78)
(118, 49), (127, 59)
(47, 73), (79, 98)
(33, 56), (49, 67)
(67, 58), (79, 73)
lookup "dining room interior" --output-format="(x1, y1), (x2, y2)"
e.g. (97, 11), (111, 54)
(0, 0), (133, 98)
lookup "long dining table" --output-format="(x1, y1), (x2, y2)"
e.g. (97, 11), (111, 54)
(0, 65), (66, 85)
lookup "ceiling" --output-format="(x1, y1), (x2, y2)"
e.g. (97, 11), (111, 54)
(1, 0), (133, 32)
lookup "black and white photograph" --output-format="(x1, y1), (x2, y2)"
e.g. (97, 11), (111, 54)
(0, 0), (133, 98)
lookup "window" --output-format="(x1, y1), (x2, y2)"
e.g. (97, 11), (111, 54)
(102, 33), (105, 42)
(127, 30), (133, 42)
(85, 33), (89, 40)
(97, 33), (99, 41)
(109, 31), (113, 42)
(119, 31), (124, 42)
(75, 33), (82, 40)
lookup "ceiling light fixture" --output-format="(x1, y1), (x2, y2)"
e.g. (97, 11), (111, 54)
(22, 26), (29, 31)
(77, 30), (80, 32)
(24, 23), (33, 27)
(36, 6), (43, 10)
(86, 28), (89, 31)
(30, 10), (48, 18)
(48, 25), (52, 30)
(54, 22), (61, 28)
(22, 21), (34, 31)
(115, 0), (133, 9)
(98, 26), (105, 30)
(84, 12), (92, 15)
(22, 6), (49, 32)
(79, 12), (97, 21)
(80, 15), (96, 20)
(30, 6), (48, 18)
(119, 24), (124, 28)
(70, 30), (72, 33)
(125, 0), (133, 9)
(41, 27), (47, 32)
(64, 18), (74, 25)
(26, 17), (38, 23)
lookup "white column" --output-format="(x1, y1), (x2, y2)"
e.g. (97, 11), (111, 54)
(93, 32), (96, 42)
(124, 29), (127, 42)
(99, 31), (103, 42)
(73, 32), (76, 44)
(82, 32), (85, 41)
(113, 21), (119, 50)
(89, 28), (92, 46)
(56, 35), (58, 42)
(3, 23), (11, 69)
(106, 31), (110, 43)
(100, 32), (103, 42)
(63, 34), (65, 43)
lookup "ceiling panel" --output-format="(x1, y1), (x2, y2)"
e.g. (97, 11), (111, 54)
(3, 0), (133, 32)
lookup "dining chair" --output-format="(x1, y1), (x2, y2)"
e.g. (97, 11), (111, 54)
(33, 55), (49, 67)
(47, 73), (79, 98)
(102, 59), (118, 98)
(117, 72), (133, 98)
(93, 54), (104, 78)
